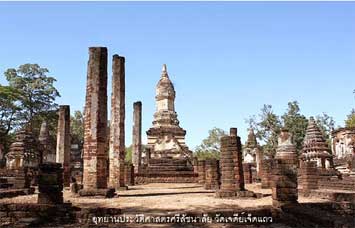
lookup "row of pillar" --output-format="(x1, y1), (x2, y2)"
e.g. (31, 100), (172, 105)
(54, 47), (143, 193)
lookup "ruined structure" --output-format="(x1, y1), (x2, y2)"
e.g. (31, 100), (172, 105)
(124, 163), (135, 186)
(216, 128), (256, 198)
(38, 163), (64, 204)
(137, 64), (196, 183)
(261, 160), (272, 188)
(132, 101), (142, 174)
(81, 47), (109, 191)
(216, 134), (237, 198)
(6, 129), (40, 170)
(331, 127), (355, 159)
(301, 117), (333, 168)
(197, 160), (206, 184)
(255, 148), (263, 179)
(243, 129), (258, 163)
(39, 122), (55, 163)
(298, 161), (318, 195)
(108, 54), (127, 190)
(204, 158), (219, 190)
(70, 142), (83, 184)
(272, 129), (298, 208)
(56, 105), (71, 187)
(230, 128), (245, 191)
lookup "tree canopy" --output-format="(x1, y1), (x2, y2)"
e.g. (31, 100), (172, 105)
(194, 127), (227, 160)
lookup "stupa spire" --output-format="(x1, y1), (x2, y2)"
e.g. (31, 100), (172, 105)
(161, 64), (169, 78)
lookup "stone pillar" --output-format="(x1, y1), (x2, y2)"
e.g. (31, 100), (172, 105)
(132, 101), (142, 174)
(56, 105), (71, 187)
(39, 122), (55, 163)
(108, 54), (127, 190)
(261, 161), (272, 188)
(216, 135), (236, 197)
(272, 129), (298, 208)
(125, 163), (135, 186)
(243, 163), (253, 184)
(197, 160), (206, 184)
(230, 128), (245, 191)
(38, 163), (63, 204)
(82, 47), (108, 190)
(204, 158), (219, 190)
(299, 161), (318, 195)
(255, 148), (263, 179)
(193, 157), (198, 174)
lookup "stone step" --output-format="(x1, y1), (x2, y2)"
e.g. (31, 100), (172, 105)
(149, 158), (188, 165)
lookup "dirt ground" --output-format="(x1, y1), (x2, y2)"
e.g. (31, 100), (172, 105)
(0, 183), (329, 214)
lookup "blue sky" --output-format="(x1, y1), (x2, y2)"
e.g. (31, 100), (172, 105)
(0, 2), (354, 148)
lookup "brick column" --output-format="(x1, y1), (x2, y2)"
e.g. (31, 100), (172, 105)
(256, 148), (263, 179)
(272, 129), (298, 208)
(216, 134), (236, 198)
(204, 158), (219, 190)
(125, 163), (135, 186)
(38, 163), (63, 204)
(197, 160), (206, 184)
(82, 47), (108, 190)
(108, 54), (127, 190)
(230, 128), (245, 191)
(243, 163), (253, 184)
(132, 101), (142, 174)
(56, 105), (71, 187)
(299, 161), (318, 195)
(261, 161), (272, 188)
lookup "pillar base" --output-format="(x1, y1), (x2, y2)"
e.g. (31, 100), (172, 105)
(117, 186), (129, 191)
(215, 190), (236, 198)
(78, 188), (115, 198)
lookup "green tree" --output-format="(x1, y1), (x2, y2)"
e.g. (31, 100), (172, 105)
(345, 109), (355, 128)
(247, 104), (282, 157)
(194, 127), (227, 160)
(315, 112), (335, 148)
(281, 101), (308, 153)
(4, 64), (60, 134)
(70, 110), (84, 144)
(0, 85), (21, 152)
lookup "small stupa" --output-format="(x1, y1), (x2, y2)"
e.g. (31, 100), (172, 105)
(301, 117), (333, 168)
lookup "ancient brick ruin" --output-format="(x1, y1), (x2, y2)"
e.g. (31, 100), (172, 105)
(137, 64), (196, 183)
(56, 105), (71, 187)
(38, 163), (64, 204)
(197, 160), (206, 184)
(204, 158), (219, 190)
(132, 101), (142, 174)
(39, 122), (55, 163)
(108, 54), (127, 190)
(272, 129), (298, 208)
(301, 117), (333, 168)
(81, 47), (110, 193)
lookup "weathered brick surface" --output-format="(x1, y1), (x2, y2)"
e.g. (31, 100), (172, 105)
(230, 128), (245, 191)
(125, 163), (135, 186)
(298, 161), (319, 194)
(38, 163), (63, 204)
(216, 129), (237, 198)
(204, 158), (219, 190)
(243, 163), (253, 184)
(197, 160), (206, 184)
(56, 105), (71, 187)
(83, 47), (108, 189)
(261, 161), (272, 188)
(109, 54), (126, 190)
(272, 130), (298, 208)
(132, 101), (142, 174)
